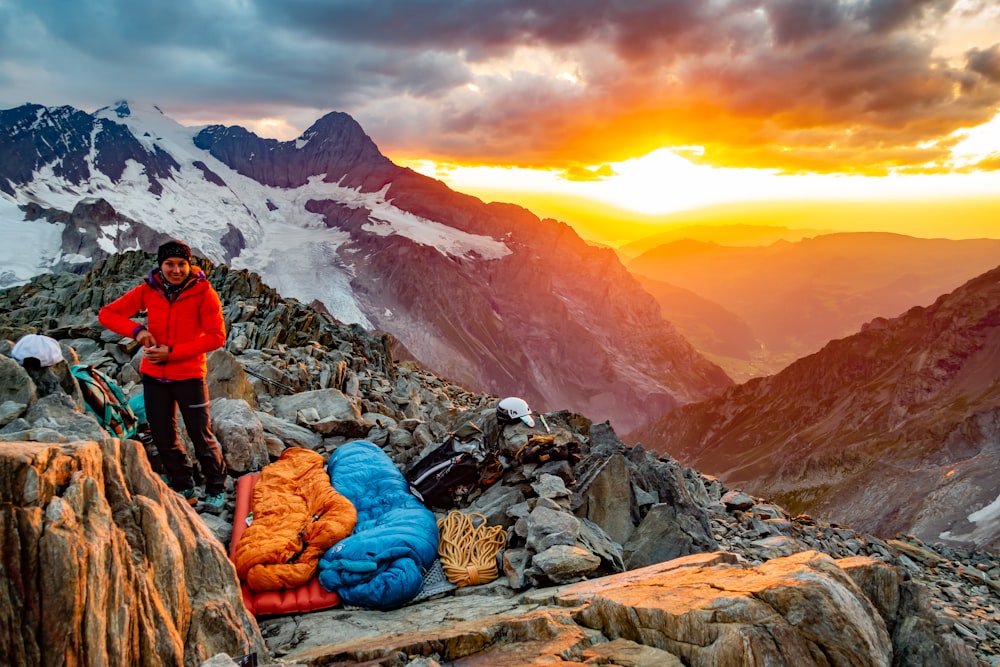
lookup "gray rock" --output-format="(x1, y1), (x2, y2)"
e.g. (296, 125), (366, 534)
(211, 398), (270, 473)
(467, 483), (525, 529)
(530, 544), (601, 583)
(0, 400), (26, 427)
(624, 501), (714, 570)
(255, 411), (322, 450)
(0, 355), (35, 408)
(575, 452), (634, 545)
(207, 348), (258, 407)
(577, 516), (625, 574)
(722, 490), (756, 511)
(526, 503), (580, 552)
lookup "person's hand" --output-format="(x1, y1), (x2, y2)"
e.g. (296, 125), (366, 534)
(136, 329), (156, 347)
(144, 344), (170, 364)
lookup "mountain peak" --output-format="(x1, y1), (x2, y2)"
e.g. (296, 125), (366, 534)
(94, 99), (166, 120)
(108, 100), (132, 118)
(302, 110), (365, 137)
(297, 110), (387, 163)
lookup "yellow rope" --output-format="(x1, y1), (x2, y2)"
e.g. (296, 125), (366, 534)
(436, 510), (507, 587)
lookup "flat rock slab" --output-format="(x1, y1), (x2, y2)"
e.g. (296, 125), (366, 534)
(262, 550), (899, 667)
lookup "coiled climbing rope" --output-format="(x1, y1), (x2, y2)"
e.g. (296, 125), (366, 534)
(436, 510), (507, 587)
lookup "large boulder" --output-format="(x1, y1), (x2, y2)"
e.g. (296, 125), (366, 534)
(210, 398), (270, 474)
(0, 438), (266, 666)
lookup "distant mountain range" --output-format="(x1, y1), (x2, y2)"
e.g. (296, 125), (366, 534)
(626, 233), (1000, 379)
(0, 100), (731, 433)
(629, 263), (1000, 551)
(616, 223), (834, 258)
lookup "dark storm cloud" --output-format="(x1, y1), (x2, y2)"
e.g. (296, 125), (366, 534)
(860, 0), (956, 33)
(2, 0), (998, 174)
(2, 0), (473, 109)
(968, 45), (1000, 82)
(253, 0), (611, 53)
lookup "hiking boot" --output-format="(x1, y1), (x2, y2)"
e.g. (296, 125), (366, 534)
(201, 492), (226, 515)
(179, 487), (199, 507)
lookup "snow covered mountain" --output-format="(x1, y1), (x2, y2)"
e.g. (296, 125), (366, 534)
(0, 100), (732, 433)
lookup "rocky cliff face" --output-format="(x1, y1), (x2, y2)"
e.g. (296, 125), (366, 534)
(631, 263), (1000, 552)
(348, 208), (729, 430)
(0, 255), (993, 665)
(0, 437), (264, 666)
(0, 101), (731, 433)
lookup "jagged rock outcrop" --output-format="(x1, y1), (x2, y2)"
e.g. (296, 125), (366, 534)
(631, 263), (1000, 552)
(287, 551), (925, 666)
(0, 435), (264, 666)
(259, 480), (995, 666)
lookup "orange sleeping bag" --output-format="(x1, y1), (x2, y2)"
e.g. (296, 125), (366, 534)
(230, 474), (341, 615)
(233, 447), (357, 591)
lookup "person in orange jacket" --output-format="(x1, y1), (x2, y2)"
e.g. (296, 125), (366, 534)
(99, 240), (229, 514)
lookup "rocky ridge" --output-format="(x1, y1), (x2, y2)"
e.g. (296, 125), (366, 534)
(0, 257), (996, 666)
(632, 263), (1000, 552)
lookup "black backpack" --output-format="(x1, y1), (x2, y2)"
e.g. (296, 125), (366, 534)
(404, 421), (502, 509)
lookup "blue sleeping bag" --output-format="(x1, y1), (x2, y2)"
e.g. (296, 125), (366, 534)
(317, 440), (439, 610)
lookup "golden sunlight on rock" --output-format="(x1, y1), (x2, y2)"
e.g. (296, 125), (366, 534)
(558, 550), (894, 666)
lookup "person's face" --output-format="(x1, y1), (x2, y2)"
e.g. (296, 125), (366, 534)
(160, 257), (191, 285)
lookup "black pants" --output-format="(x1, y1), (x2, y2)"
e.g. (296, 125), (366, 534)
(142, 374), (227, 495)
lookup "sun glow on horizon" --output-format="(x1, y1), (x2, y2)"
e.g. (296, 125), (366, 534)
(400, 123), (1000, 247)
(402, 125), (1000, 219)
(952, 115), (1000, 164)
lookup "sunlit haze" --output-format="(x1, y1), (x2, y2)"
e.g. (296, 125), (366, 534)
(401, 118), (1000, 246)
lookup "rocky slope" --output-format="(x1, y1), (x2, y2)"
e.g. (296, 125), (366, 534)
(631, 263), (1000, 553)
(0, 256), (996, 665)
(0, 101), (731, 433)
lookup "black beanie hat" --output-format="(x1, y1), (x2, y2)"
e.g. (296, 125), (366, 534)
(157, 240), (192, 265)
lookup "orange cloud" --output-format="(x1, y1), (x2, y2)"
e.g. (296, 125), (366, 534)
(974, 153), (1000, 171)
(371, 2), (1000, 177)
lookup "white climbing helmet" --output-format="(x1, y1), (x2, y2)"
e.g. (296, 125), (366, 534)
(497, 396), (535, 427)
(11, 334), (64, 368)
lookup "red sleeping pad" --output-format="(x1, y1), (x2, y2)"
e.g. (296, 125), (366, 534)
(229, 473), (341, 616)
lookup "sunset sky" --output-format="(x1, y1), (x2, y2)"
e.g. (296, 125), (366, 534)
(2, 0), (998, 246)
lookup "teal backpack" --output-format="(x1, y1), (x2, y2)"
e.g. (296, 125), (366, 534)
(71, 365), (139, 440)
(128, 393), (147, 424)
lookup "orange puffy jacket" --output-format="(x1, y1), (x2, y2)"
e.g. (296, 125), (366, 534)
(234, 448), (358, 591)
(99, 267), (226, 380)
